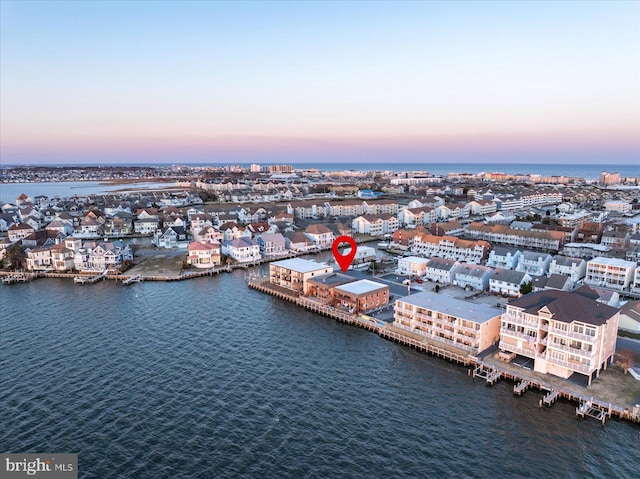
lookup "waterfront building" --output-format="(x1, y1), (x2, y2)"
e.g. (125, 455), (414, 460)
(498, 288), (619, 385)
(305, 272), (355, 301)
(397, 256), (429, 277)
(256, 233), (287, 257)
(332, 279), (390, 313)
(549, 256), (587, 282)
(222, 237), (261, 263)
(25, 246), (52, 270)
(284, 231), (315, 253)
(154, 226), (188, 249)
(489, 268), (532, 297)
(50, 243), (74, 271)
(487, 246), (521, 270)
(398, 206), (437, 227)
(453, 264), (493, 291)
(584, 257), (636, 291)
(187, 241), (221, 268)
(430, 220), (464, 237)
(411, 233), (490, 264)
(304, 224), (335, 248)
(342, 246), (376, 265)
(351, 214), (399, 236)
(393, 291), (501, 354)
(269, 258), (333, 294)
(73, 240), (133, 272)
(466, 222), (564, 252)
(423, 257), (460, 284)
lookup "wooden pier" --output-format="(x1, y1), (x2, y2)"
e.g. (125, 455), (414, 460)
(122, 274), (142, 285)
(74, 271), (107, 284)
(542, 390), (559, 407)
(1, 272), (43, 284)
(472, 365), (502, 385)
(513, 380), (531, 396)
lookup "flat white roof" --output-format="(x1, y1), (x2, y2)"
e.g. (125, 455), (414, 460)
(399, 256), (429, 264)
(334, 279), (388, 295)
(271, 258), (332, 273)
(588, 256), (637, 268)
(397, 291), (501, 324)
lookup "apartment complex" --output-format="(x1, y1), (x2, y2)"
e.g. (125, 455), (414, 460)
(499, 287), (619, 384)
(393, 292), (502, 354)
(269, 258), (333, 294)
(584, 257), (636, 291)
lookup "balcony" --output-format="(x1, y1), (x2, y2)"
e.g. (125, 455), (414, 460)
(498, 340), (538, 358)
(501, 328), (537, 343)
(502, 313), (540, 329)
(546, 342), (596, 359)
(549, 358), (594, 375)
(548, 329), (597, 343)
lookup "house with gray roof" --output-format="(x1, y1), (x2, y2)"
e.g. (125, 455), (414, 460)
(489, 268), (532, 297)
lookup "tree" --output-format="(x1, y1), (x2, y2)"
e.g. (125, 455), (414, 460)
(3, 244), (25, 270)
(434, 284), (440, 293)
(615, 349), (638, 375)
(519, 281), (533, 295)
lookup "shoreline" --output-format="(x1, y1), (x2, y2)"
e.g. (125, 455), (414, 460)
(247, 277), (640, 426)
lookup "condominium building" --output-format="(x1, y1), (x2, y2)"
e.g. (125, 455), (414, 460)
(394, 291), (502, 354)
(332, 280), (390, 313)
(549, 255), (587, 282)
(498, 287), (619, 384)
(584, 257), (636, 291)
(269, 258), (333, 294)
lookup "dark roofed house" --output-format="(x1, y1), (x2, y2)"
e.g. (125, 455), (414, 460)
(499, 286), (619, 384)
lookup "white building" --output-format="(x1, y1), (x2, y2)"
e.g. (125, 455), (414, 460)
(269, 258), (333, 294)
(515, 251), (552, 277)
(487, 247), (521, 270)
(549, 256), (587, 282)
(584, 257), (636, 291)
(397, 256), (429, 277)
(453, 264), (494, 291)
(221, 237), (261, 263)
(604, 200), (632, 214)
(489, 268), (532, 297)
(423, 258), (460, 284)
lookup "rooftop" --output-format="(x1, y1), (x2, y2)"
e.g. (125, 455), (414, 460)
(334, 279), (388, 296)
(397, 291), (501, 324)
(271, 258), (332, 273)
(587, 256), (636, 268)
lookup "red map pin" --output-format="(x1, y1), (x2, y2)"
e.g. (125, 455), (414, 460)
(332, 236), (357, 272)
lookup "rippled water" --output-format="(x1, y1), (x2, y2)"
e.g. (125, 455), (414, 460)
(1, 273), (639, 478)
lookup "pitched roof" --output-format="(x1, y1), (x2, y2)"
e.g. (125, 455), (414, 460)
(508, 288), (618, 325)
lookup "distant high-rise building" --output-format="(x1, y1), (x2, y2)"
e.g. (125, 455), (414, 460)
(268, 164), (293, 173)
(250, 164), (263, 173)
(600, 171), (621, 186)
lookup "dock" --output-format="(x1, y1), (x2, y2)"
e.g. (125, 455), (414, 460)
(472, 365), (502, 385)
(513, 379), (531, 396)
(542, 389), (559, 407)
(73, 270), (107, 284)
(122, 274), (142, 285)
(246, 276), (640, 426)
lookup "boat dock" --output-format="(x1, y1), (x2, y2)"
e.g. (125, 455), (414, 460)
(1, 272), (43, 284)
(247, 276), (640, 426)
(122, 274), (142, 285)
(73, 270), (108, 284)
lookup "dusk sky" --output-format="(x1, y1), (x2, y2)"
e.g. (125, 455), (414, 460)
(1, 0), (639, 165)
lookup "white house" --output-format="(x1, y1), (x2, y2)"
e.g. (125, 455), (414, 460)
(486, 247), (521, 270)
(515, 251), (552, 277)
(187, 241), (221, 268)
(489, 268), (532, 297)
(397, 256), (429, 277)
(453, 264), (494, 291)
(549, 255), (587, 282)
(423, 258), (460, 284)
(222, 237), (261, 263)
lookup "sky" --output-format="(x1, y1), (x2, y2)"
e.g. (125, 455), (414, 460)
(1, 0), (639, 166)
